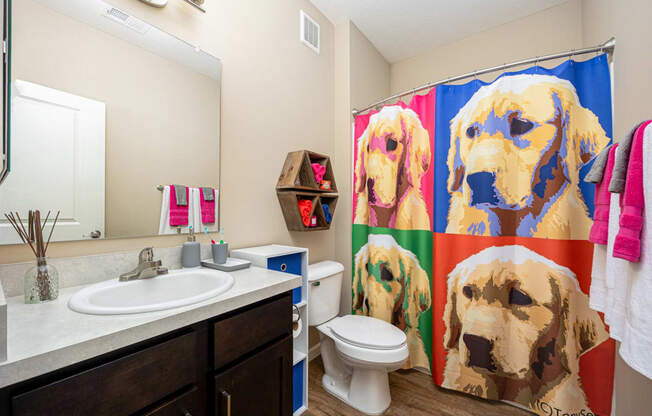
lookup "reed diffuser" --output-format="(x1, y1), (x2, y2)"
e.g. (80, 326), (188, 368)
(4, 210), (60, 303)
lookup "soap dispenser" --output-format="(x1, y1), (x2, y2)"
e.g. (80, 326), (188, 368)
(182, 226), (201, 268)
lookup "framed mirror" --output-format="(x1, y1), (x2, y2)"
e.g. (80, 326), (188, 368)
(0, 0), (221, 244)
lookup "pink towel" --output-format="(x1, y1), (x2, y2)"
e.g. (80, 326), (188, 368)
(589, 144), (618, 244)
(613, 120), (652, 262)
(200, 187), (215, 224)
(169, 185), (189, 226)
(311, 163), (326, 183)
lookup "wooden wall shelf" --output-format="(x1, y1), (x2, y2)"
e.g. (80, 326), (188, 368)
(276, 151), (338, 231)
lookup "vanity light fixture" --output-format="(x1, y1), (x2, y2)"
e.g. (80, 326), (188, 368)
(137, 0), (168, 7)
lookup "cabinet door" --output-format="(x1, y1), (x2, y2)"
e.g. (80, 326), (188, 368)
(214, 335), (292, 416)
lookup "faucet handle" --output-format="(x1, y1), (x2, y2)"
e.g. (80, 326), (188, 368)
(139, 247), (154, 263)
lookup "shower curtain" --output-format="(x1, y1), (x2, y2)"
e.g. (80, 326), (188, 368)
(352, 54), (615, 416)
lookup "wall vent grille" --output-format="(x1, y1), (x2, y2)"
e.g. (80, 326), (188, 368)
(102, 7), (149, 35)
(300, 10), (320, 54)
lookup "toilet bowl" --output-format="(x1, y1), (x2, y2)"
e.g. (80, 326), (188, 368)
(308, 261), (409, 415)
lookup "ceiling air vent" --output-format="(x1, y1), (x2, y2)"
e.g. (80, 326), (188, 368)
(300, 10), (320, 54)
(102, 7), (149, 35)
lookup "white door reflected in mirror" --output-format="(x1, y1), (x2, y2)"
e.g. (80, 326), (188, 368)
(0, 80), (105, 244)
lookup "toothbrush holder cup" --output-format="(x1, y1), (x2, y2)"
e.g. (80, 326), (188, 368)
(211, 243), (228, 264)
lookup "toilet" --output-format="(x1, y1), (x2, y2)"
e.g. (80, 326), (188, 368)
(308, 261), (409, 415)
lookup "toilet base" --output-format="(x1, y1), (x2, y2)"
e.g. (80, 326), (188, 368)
(322, 369), (391, 416)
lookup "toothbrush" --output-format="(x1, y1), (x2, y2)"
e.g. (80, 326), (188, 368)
(219, 227), (224, 244)
(204, 226), (216, 244)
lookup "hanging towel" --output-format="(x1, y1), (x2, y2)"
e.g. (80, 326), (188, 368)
(585, 143), (615, 184)
(589, 145), (617, 313)
(619, 121), (652, 380)
(609, 122), (643, 193)
(159, 186), (189, 235)
(602, 191), (628, 341)
(169, 185), (189, 226)
(589, 144), (618, 244)
(200, 187), (215, 201)
(613, 120), (652, 262)
(172, 184), (188, 206)
(200, 187), (215, 224)
(190, 188), (220, 232)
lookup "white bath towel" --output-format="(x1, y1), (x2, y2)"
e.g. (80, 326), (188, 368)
(158, 185), (192, 235)
(602, 191), (631, 342)
(589, 243), (608, 313)
(619, 122), (652, 380)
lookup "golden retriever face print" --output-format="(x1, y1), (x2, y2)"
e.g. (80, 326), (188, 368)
(446, 75), (609, 239)
(442, 245), (609, 413)
(353, 234), (431, 369)
(354, 106), (431, 230)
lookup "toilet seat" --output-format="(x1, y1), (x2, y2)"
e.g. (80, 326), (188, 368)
(329, 315), (406, 350)
(322, 315), (409, 366)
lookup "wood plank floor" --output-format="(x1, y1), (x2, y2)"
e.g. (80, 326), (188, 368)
(305, 357), (531, 416)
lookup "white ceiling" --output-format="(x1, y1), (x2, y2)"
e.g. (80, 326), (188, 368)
(310, 0), (568, 63)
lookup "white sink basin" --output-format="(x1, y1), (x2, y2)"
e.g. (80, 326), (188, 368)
(68, 268), (234, 315)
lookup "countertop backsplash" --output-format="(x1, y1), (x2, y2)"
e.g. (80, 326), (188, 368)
(0, 245), (213, 298)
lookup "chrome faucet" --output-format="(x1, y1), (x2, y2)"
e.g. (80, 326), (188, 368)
(119, 247), (168, 281)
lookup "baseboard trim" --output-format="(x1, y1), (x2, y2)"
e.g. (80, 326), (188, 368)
(308, 343), (321, 361)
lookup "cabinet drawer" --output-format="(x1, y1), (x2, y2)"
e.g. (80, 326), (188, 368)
(12, 331), (199, 416)
(267, 254), (302, 276)
(140, 385), (200, 416)
(212, 293), (291, 370)
(267, 254), (302, 304)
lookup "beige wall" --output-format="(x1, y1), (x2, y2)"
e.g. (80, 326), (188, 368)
(390, 0), (583, 93)
(335, 21), (390, 315)
(13, 0), (220, 239)
(318, 20), (390, 348)
(1, 0), (335, 263)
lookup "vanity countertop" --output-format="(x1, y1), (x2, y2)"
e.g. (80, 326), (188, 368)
(0, 266), (300, 388)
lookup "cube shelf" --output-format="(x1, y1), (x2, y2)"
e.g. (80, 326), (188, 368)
(276, 150), (338, 231)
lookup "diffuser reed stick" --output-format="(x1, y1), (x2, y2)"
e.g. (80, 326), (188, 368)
(4, 209), (61, 302)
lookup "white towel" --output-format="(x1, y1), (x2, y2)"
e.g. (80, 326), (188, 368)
(589, 243), (608, 312)
(602, 191), (630, 341)
(158, 185), (192, 235)
(191, 187), (219, 233)
(619, 123), (652, 380)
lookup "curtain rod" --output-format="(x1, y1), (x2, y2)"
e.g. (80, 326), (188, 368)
(352, 37), (616, 116)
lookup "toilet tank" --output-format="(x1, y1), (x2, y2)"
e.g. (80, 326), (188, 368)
(308, 261), (344, 326)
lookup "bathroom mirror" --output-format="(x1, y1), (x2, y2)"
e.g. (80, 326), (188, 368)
(0, 0), (221, 244)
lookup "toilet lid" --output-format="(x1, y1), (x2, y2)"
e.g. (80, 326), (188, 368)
(329, 315), (406, 350)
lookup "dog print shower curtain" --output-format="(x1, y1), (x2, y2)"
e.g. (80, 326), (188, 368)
(352, 54), (615, 416)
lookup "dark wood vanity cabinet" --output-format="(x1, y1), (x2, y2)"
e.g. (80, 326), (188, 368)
(0, 292), (293, 416)
(214, 336), (292, 416)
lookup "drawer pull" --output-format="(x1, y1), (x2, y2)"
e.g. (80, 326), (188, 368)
(221, 390), (232, 416)
(280, 263), (287, 272)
